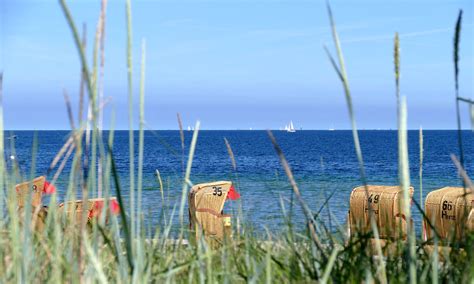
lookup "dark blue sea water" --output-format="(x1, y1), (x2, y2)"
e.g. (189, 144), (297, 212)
(5, 130), (473, 234)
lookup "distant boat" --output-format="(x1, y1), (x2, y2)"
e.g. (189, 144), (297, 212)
(287, 121), (296, 133)
(329, 128), (335, 131)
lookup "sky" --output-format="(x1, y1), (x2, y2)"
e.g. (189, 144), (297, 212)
(1, 0), (473, 130)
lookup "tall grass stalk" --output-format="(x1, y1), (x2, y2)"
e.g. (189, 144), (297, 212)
(0, 73), (4, 223)
(78, 23), (87, 124)
(109, 145), (134, 273)
(137, 39), (146, 235)
(321, 246), (339, 284)
(59, 0), (97, 110)
(419, 126), (424, 239)
(451, 155), (474, 190)
(395, 31), (416, 282)
(453, 10), (464, 168)
(223, 137), (243, 234)
(224, 138), (237, 171)
(177, 113), (185, 174)
(97, 0), (108, 198)
(83, 231), (108, 283)
(324, 3), (386, 281)
(394, 32), (400, 108)
(179, 121), (200, 239)
(21, 133), (37, 282)
(452, 10), (469, 240)
(155, 169), (164, 203)
(58, 1), (101, 279)
(471, 105), (474, 130)
(125, 0), (136, 254)
(63, 90), (76, 130)
(267, 131), (325, 258)
(398, 97), (416, 283)
(135, 39), (147, 282)
(432, 238), (439, 284)
(98, 0), (107, 130)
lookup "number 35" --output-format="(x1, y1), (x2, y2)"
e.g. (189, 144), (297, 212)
(212, 186), (222, 196)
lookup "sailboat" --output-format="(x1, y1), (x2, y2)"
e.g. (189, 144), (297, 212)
(287, 121), (296, 133)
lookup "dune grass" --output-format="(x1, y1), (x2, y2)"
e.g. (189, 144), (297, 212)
(0, 1), (473, 283)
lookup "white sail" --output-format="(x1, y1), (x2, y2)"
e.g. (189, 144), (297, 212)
(287, 121), (296, 132)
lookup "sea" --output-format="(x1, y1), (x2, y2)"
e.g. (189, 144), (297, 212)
(5, 130), (474, 235)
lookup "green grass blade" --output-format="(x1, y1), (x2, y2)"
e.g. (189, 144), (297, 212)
(471, 104), (474, 131)
(125, 0), (136, 249)
(179, 121), (200, 238)
(177, 113), (185, 174)
(321, 247), (339, 284)
(109, 144), (134, 273)
(137, 38), (146, 237)
(83, 232), (109, 284)
(325, 2), (386, 281)
(453, 10), (464, 168)
(399, 97), (416, 283)
(0, 73), (4, 223)
(267, 130), (326, 260)
(58, 0), (97, 114)
(224, 138), (237, 171)
(419, 126), (424, 239)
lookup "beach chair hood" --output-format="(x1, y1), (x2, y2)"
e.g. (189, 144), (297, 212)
(349, 185), (414, 239)
(15, 176), (46, 207)
(424, 187), (474, 242)
(189, 181), (236, 242)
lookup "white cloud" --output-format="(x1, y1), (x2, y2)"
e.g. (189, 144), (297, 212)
(338, 24), (473, 45)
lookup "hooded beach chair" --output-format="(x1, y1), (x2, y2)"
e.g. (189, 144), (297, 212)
(16, 176), (46, 208)
(188, 181), (240, 243)
(58, 197), (120, 225)
(424, 187), (474, 243)
(348, 185), (414, 253)
(15, 176), (56, 231)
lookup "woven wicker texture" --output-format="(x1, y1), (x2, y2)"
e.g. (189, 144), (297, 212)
(189, 181), (233, 242)
(424, 187), (473, 241)
(467, 209), (474, 232)
(349, 185), (414, 239)
(15, 176), (45, 207)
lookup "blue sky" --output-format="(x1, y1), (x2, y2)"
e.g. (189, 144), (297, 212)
(1, 0), (473, 130)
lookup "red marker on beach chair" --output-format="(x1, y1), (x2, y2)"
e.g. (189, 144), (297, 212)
(227, 185), (240, 200)
(43, 181), (56, 194)
(88, 199), (121, 219)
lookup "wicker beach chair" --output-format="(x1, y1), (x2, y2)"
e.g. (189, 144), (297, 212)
(58, 197), (120, 225)
(424, 187), (474, 243)
(15, 176), (49, 231)
(189, 181), (235, 243)
(348, 185), (414, 253)
(15, 176), (46, 207)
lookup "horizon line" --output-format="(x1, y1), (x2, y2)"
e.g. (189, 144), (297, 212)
(3, 128), (472, 131)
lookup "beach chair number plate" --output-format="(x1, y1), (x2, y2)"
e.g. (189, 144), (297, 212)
(364, 194), (380, 214)
(368, 194), (380, 204)
(441, 200), (455, 220)
(212, 186), (223, 196)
